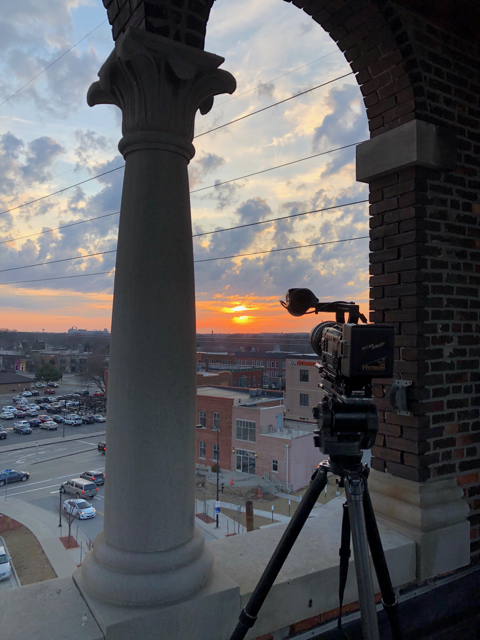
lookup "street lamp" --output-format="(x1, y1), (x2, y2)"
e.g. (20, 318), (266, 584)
(215, 426), (220, 529)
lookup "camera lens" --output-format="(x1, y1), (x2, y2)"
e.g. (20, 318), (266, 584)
(285, 289), (318, 316)
(309, 321), (337, 357)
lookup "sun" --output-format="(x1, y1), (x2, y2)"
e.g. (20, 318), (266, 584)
(232, 316), (253, 324)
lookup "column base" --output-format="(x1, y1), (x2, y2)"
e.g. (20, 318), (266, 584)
(368, 468), (470, 580)
(74, 562), (239, 640)
(77, 528), (213, 607)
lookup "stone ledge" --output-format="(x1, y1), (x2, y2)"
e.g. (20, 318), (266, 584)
(1, 502), (416, 640)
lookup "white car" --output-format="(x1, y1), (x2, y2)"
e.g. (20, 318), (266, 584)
(94, 415), (106, 423)
(21, 391), (32, 397)
(64, 415), (82, 426)
(62, 499), (96, 520)
(41, 421), (58, 430)
(35, 382), (45, 388)
(0, 412), (14, 420)
(28, 404), (40, 410)
(0, 545), (11, 581)
(2, 406), (15, 413)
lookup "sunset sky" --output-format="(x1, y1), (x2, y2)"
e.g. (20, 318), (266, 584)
(0, 0), (370, 334)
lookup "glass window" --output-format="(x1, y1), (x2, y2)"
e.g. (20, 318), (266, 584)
(235, 449), (256, 474)
(236, 419), (256, 442)
(300, 393), (309, 406)
(213, 443), (219, 461)
(300, 369), (309, 382)
(267, 361), (270, 367)
(213, 412), (220, 430)
(198, 410), (206, 427)
(275, 371), (279, 378)
(199, 441), (206, 458)
(272, 459), (278, 472)
(282, 361), (286, 369)
(275, 361), (279, 368)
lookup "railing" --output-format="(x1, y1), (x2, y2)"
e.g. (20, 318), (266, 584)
(260, 424), (316, 439)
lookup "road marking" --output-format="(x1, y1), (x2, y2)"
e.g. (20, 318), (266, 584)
(8, 483), (62, 496)
(95, 510), (104, 516)
(78, 441), (98, 446)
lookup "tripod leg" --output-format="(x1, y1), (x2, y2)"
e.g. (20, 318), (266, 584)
(363, 476), (402, 640)
(230, 465), (329, 640)
(344, 473), (380, 640)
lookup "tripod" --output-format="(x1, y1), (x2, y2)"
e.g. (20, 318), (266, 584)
(230, 455), (401, 640)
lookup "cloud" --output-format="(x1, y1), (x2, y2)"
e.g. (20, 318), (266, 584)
(74, 129), (110, 167)
(255, 82), (275, 100)
(189, 152), (225, 188)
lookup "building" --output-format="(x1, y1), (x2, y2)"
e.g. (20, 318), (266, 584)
(67, 327), (110, 336)
(196, 371), (231, 387)
(0, 371), (35, 393)
(284, 356), (324, 421)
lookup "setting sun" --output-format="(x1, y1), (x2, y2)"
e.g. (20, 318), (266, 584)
(221, 305), (258, 314)
(232, 316), (254, 324)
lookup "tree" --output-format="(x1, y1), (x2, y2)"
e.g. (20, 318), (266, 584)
(35, 363), (62, 382)
(78, 356), (107, 393)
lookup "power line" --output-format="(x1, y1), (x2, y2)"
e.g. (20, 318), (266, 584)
(0, 20), (108, 108)
(0, 211), (120, 245)
(0, 271), (113, 286)
(214, 50), (340, 108)
(194, 235), (368, 263)
(193, 200), (368, 238)
(0, 234), (368, 281)
(190, 142), (364, 195)
(195, 72), (354, 138)
(2, 199), (368, 271)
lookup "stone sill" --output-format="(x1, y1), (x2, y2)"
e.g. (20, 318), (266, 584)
(0, 499), (415, 640)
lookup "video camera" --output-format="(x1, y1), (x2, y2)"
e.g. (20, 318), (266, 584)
(281, 288), (395, 456)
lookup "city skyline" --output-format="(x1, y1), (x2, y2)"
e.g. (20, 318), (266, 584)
(0, 0), (369, 333)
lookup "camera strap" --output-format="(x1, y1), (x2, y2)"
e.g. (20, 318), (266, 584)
(338, 501), (351, 639)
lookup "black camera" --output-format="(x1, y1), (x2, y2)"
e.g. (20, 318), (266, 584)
(281, 288), (395, 456)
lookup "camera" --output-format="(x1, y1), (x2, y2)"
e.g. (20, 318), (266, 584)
(281, 288), (395, 456)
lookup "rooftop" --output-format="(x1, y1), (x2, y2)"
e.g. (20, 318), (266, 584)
(197, 386), (283, 406)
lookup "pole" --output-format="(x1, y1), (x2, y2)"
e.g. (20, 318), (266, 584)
(36, 441), (38, 463)
(216, 427), (220, 529)
(58, 488), (62, 527)
(285, 443), (289, 493)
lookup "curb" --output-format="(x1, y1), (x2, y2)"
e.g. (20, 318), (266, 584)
(0, 430), (106, 455)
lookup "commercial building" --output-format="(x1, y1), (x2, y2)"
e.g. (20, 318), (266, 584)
(284, 355), (324, 422)
(0, 371), (35, 393)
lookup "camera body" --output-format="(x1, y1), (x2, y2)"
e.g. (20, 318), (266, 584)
(281, 288), (395, 457)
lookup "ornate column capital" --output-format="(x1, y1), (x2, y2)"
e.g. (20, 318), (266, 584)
(87, 27), (236, 159)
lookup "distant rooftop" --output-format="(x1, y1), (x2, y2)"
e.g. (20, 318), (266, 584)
(0, 372), (33, 385)
(197, 386), (283, 405)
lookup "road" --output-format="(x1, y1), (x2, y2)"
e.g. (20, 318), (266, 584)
(0, 434), (216, 544)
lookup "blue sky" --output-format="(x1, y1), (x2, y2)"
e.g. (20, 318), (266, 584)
(0, 0), (369, 333)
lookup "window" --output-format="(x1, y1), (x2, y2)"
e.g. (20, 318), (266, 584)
(199, 441), (206, 458)
(272, 460), (278, 472)
(275, 361), (279, 368)
(300, 369), (309, 382)
(198, 410), (206, 427)
(236, 449), (256, 474)
(300, 393), (309, 406)
(267, 361), (270, 367)
(213, 443), (219, 461)
(213, 412), (220, 430)
(282, 361), (286, 369)
(275, 371), (279, 378)
(236, 419), (256, 442)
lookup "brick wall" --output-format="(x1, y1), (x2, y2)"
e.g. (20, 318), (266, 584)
(195, 395), (233, 470)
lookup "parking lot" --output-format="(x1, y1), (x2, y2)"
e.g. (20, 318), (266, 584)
(0, 375), (106, 448)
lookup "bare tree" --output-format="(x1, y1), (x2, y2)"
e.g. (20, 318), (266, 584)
(57, 501), (77, 544)
(78, 355), (108, 393)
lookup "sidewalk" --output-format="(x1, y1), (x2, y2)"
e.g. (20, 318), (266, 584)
(0, 498), (90, 579)
(0, 430), (106, 455)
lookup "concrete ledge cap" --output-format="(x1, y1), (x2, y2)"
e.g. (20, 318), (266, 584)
(356, 120), (457, 183)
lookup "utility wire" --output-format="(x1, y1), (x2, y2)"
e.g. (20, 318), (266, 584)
(195, 72), (354, 138)
(0, 211), (120, 246)
(2, 199), (368, 271)
(214, 50), (340, 107)
(0, 271), (113, 286)
(190, 142), (364, 195)
(0, 135), (363, 217)
(0, 234), (368, 281)
(0, 20), (108, 108)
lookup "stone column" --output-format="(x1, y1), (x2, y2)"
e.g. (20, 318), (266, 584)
(77, 27), (235, 607)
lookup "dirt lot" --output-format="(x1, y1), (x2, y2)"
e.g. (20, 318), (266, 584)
(0, 515), (57, 585)
(195, 475), (344, 519)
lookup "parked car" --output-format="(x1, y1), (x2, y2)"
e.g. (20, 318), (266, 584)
(28, 404), (40, 411)
(0, 469), (30, 485)
(41, 421), (58, 430)
(80, 470), (105, 485)
(98, 442), (106, 454)
(52, 415), (65, 423)
(82, 415), (95, 424)
(24, 409), (38, 417)
(0, 412), (14, 420)
(0, 428), (7, 440)
(48, 382), (59, 388)
(28, 419), (42, 428)
(44, 389), (55, 395)
(64, 415), (82, 426)
(38, 414), (50, 423)
(13, 423), (32, 435)
(62, 499), (96, 520)
(35, 382), (46, 388)
(12, 410), (25, 418)
(21, 391), (32, 397)
(93, 391), (105, 397)
(12, 396), (23, 403)
(0, 545), (12, 581)
(2, 406), (15, 413)
(94, 415), (106, 423)
(30, 390), (39, 396)
(60, 478), (97, 498)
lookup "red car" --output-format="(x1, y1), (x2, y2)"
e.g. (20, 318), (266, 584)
(93, 391), (104, 397)
(44, 389), (56, 395)
(38, 414), (50, 423)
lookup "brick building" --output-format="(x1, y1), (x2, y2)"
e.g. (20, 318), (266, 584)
(234, 351), (311, 389)
(285, 356), (324, 421)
